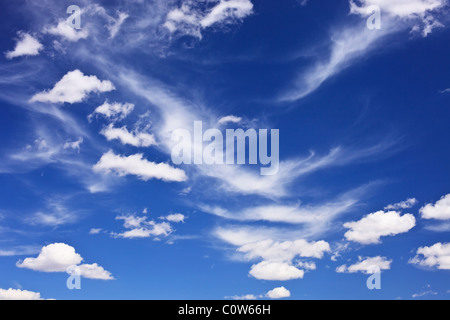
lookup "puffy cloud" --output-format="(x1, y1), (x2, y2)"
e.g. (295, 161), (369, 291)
(0, 288), (47, 300)
(250, 261), (304, 281)
(336, 256), (392, 274)
(16, 243), (82, 272)
(68, 263), (114, 280)
(420, 194), (450, 220)
(344, 210), (416, 244)
(93, 150), (188, 182)
(163, 0), (254, 38)
(5, 32), (43, 59)
(101, 124), (157, 147)
(16, 243), (114, 280)
(30, 70), (115, 104)
(45, 20), (89, 42)
(266, 286), (291, 299)
(385, 198), (418, 210)
(88, 101), (135, 122)
(409, 242), (450, 270)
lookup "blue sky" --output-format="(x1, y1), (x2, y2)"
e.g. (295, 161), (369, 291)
(0, 0), (450, 300)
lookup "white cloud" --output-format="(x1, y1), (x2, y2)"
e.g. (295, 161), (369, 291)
(5, 32), (43, 59)
(385, 198), (418, 210)
(250, 261), (304, 281)
(237, 239), (331, 262)
(16, 243), (114, 280)
(349, 0), (446, 17)
(112, 214), (173, 239)
(107, 12), (129, 39)
(163, 0), (254, 38)
(89, 228), (103, 235)
(30, 70), (115, 104)
(409, 242), (450, 270)
(420, 194), (450, 220)
(93, 150), (188, 182)
(89, 101), (135, 122)
(16, 243), (82, 272)
(69, 263), (114, 280)
(26, 200), (78, 227)
(163, 213), (186, 223)
(218, 115), (242, 125)
(344, 210), (416, 244)
(336, 256), (392, 274)
(45, 20), (89, 42)
(63, 138), (84, 153)
(266, 286), (291, 299)
(281, 0), (448, 101)
(0, 288), (46, 300)
(101, 124), (157, 147)
(229, 294), (258, 300)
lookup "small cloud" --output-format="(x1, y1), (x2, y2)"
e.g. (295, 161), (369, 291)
(30, 70), (115, 104)
(5, 32), (43, 59)
(266, 286), (291, 299)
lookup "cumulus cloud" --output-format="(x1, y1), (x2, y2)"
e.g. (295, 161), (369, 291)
(250, 261), (305, 281)
(163, 0), (254, 38)
(237, 239), (330, 281)
(101, 124), (157, 147)
(88, 101), (135, 122)
(5, 32), (43, 59)
(30, 70), (115, 104)
(409, 242), (450, 270)
(93, 150), (188, 182)
(420, 194), (450, 220)
(16, 243), (114, 280)
(266, 286), (291, 299)
(336, 256), (392, 274)
(344, 210), (416, 244)
(0, 288), (47, 300)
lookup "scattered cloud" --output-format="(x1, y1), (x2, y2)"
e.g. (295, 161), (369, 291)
(162, 213), (186, 223)
(385, 198), (418, 210)
(93, 150), (188, 182)
(16, 243), (114, 280)
(5, 32), (43, 59)
(163, 0), (254, 39)
(217, 115), (242, 125)
(45, 20), (89, 42)
(336, 256), (392, 274)
(344, 210), (416, 244)
(101, 124), (157, 147)
(112, 214), (173, 239)
(88, 101), (135, 123)
(0, 288), (48, 300)
(420, 194), (450, 220)
(410, 242), (450, 270)
(30, 70), (115, 104)
(266, 286), (291, 299)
